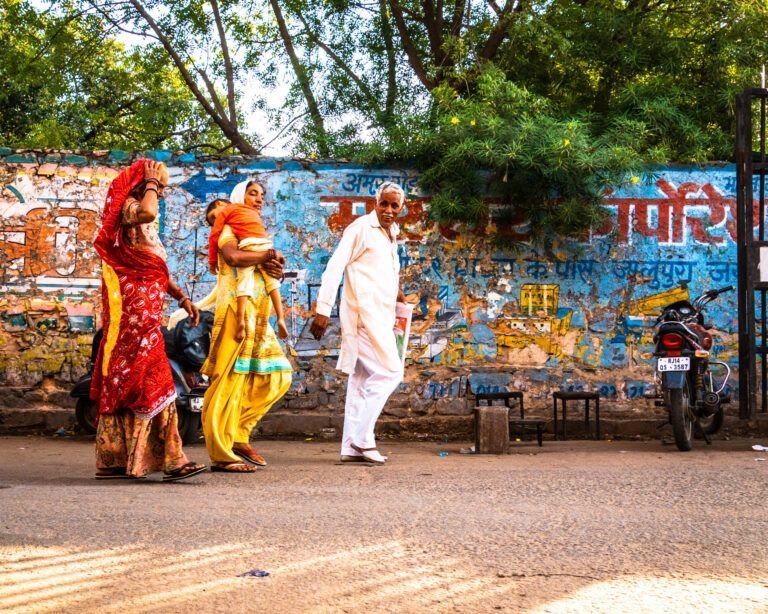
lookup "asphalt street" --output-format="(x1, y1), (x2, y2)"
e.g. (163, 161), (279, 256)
(1, 436), (767, 613)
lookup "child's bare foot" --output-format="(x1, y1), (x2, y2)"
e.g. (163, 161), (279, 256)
(276, 318), (289, 339)
(235, 321), (246, 342)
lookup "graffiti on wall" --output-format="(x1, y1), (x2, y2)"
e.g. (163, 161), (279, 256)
(0, 156), (744, 401)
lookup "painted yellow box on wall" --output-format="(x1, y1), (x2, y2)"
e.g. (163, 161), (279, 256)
(521, 283), (559, 316)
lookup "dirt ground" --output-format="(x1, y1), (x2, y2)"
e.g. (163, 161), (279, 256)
(1, 436), (767, 613)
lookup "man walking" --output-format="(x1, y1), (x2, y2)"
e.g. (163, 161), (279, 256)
(310, 182), (407, 464)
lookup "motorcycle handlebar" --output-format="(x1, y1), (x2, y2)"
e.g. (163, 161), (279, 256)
(690, 285), (734, 311)
(712, 285), (734, 296)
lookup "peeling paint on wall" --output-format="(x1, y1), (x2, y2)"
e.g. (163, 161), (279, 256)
(0, 153), (743, 414)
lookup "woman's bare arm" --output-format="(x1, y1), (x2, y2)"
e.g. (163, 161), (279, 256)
(219, 242), (285, 278)
(132, 191), (159, 224)
(132, 161), (166, 224)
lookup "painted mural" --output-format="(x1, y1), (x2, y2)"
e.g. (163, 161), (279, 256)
(0, 152), (742, 408)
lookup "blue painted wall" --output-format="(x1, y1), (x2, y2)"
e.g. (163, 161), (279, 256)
(0, 153), (740, 408)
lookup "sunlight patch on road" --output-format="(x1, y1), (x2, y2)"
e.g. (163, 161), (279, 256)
(529, 575), (768, 613)
(0, 544), (268, 612)
(267, 539), (516, 609)
(4, 542), (765, 612)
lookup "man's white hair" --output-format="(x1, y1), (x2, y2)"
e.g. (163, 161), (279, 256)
(375, 181), (406, 205)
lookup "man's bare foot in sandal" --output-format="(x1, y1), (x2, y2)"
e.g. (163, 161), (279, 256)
(350, 443), (387, 464)
(211, 461), (257, 473)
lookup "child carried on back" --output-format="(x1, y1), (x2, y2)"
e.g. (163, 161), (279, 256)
(207, 198), (288, 341)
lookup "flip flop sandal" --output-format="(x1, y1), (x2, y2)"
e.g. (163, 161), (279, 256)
(232, 447), (267, 466)
(95, 468), (132, 480)
(210, 462), (257, 473)
(163, 462), (207, 482)
(350, 444), (387, 464)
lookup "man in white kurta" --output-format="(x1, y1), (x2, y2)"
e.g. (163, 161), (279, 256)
(310, 182), (406, 464)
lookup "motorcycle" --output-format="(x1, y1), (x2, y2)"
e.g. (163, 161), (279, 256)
(70, 312), (213, 445)
(652, 285), (733, 451)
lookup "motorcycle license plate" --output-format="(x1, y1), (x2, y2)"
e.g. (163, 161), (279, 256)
(657, 356), (690, 372)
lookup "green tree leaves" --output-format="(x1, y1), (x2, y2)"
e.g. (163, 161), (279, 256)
(0, 0), (222, 150)
(6, 0), (768, 240)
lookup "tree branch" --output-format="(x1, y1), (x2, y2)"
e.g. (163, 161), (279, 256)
(451, 0), (467, 35)
(81, 1), (161, 44)
(125, 0), (257, 154)
(380, 0), (398, 123)
(209, 0), (237, 126)
(486, 0), (503, 16)
(259, 111), (310, 151)
(294, 10), (381, 116)
(197, 68), (230, 123)
(422, 0), (447, 67)
(478, 0), (524, 61)
(268, 0), (329, 156)
(387, 0), (435, 90)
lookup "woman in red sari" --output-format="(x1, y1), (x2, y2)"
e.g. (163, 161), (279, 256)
(90, 159), (206, 481)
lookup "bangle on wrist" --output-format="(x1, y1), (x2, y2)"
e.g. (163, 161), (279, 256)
(144, 187), (158, 196)
(145, 178), (161, 187)
(179, 296), (190, 306)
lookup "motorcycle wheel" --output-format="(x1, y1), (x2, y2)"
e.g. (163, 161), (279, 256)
(177, 409), (201, 446)
(694, 407), (724, 439)
(669, 380), (693, 451)
(75, 397), (98, 435)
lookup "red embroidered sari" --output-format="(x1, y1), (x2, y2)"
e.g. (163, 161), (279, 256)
(90, 160), (176, 419)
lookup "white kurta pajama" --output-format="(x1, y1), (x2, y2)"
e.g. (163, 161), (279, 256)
(315, 210), (403, 455)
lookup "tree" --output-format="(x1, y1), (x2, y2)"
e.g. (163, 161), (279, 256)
(0, 0), (222, 150)
(17, 1), (768, 238)
(498, 0), (768, 162)
(351, 0), (768, 236)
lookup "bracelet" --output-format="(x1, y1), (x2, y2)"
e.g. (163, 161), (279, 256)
(178, 296), (191, 306)
(267, 248), (276, 261)
(145, 178), (162, 187)
(144, 187), (158, 196)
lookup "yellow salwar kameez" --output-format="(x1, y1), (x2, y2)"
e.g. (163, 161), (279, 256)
(201, 226), (292, 465)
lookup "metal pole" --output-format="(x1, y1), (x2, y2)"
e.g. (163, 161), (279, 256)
(736, 90), (755, 419)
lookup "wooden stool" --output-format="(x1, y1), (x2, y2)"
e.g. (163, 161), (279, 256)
(471, 387), (544, 447)
(552, 391), (600, 440)
(474, 405), (510, 454)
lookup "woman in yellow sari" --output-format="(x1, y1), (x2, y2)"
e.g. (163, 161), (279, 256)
(201, 182), (292, 472)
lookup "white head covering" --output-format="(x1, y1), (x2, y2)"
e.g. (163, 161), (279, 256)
(230, 179), (250, 204)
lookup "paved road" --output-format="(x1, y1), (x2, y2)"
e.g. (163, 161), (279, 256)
(1, 436), (767, 613)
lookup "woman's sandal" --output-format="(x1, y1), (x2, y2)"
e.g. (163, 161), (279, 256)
(232, 445), (267, 467)
(350, 444), (387, 464)
(162, 462), (207, 482)
(95, 467), (133, 480)
(210, 461), (257, 473)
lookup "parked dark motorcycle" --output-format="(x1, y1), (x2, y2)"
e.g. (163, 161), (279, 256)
(70, 312), (213, 445)
(652, 286), (733, 451)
